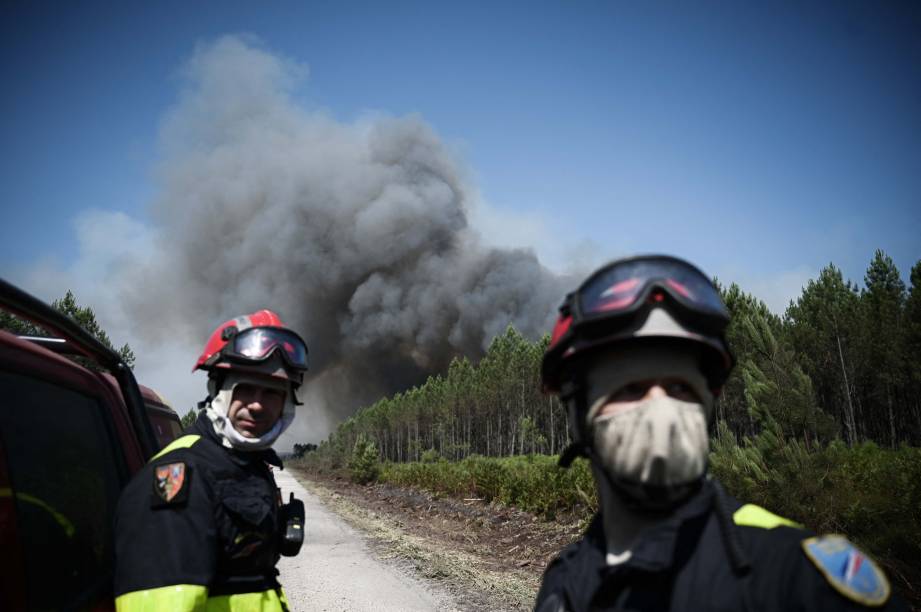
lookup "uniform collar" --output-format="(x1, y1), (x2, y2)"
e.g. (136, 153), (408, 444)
(563, 481), (716, 609)
(624, 481), (714, 571)
(191, 413), (284, 468)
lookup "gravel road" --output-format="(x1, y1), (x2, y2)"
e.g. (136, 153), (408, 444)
(274, 467), (461, 612)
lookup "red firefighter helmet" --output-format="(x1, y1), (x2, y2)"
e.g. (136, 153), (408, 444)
(194, 310), (309, 384)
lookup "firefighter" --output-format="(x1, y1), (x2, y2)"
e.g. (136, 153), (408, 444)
(114, 310), (308, 611)
(535, 255), (906, 612)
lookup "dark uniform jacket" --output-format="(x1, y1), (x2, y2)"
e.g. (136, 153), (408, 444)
(113, 414), (289, 611)
(535, 479), (906, 612)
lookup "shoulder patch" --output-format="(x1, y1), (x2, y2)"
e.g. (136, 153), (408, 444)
(152, 461), (191, 508)
(802, 535), (890, 607)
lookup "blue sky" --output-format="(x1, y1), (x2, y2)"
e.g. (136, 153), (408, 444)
(3, 1), (919, 298)
(2, 2), (920, 432)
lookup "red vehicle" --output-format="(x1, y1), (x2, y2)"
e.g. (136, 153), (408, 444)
(103, 376), (183, 450)
(0, 278), (179, 611)
(139, 385), (183, 449)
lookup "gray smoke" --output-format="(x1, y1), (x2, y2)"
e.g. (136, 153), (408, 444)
(125, 36), (568, 440)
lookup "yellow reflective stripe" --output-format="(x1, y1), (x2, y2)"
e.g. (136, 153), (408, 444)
(0, 487), (75, 537)
(278, 587), (289, 610)
(205, 589), (285, 611)
(116, 585), (285, 612)
(150, 434), (202, 462)
(116, 584), (208, 611)
(733, 503), (802, 529)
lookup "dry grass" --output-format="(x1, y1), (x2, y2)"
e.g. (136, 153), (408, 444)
(297, 476), (539, 611)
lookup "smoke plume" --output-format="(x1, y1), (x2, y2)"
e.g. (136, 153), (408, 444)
(121, 36), (567, 443)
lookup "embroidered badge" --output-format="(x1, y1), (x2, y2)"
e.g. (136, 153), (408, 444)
(802, 535), (890, 606)
(152, 462), (190, 507)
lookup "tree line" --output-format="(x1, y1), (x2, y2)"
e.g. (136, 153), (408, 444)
(0, 289), (136, 369)
(317, 250), (921, 463)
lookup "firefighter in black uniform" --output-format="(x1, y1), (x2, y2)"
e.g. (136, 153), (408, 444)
(535, 255), (906, 612)
(114, 310), (308, 611)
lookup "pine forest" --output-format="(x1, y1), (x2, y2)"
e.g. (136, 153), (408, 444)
(300, 250), (921, 602)
(314, 251), (921, 459)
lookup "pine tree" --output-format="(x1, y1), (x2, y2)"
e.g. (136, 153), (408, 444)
(785, 265), (861, 444)
(180, 410), (198, 429)
(0, 289), (136, 369)
(717, 281), (784, 439)
(860, 250), (906, 446)
(737, 311), (836, 446)
(904, 261), (921, 435)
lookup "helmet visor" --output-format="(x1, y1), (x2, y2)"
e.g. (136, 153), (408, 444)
(577, 256), (729, 329)
(230, 327), (309, 370)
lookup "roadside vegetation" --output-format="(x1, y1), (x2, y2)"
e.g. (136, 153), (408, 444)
(381, 454), (596, 521)
(296, 250), (921, 604)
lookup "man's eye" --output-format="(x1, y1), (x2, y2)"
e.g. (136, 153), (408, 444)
(611, 382), (648, 401)
(667, 382), (699, 401)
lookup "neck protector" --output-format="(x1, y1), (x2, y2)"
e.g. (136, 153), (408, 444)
(205, 373), (296, 451)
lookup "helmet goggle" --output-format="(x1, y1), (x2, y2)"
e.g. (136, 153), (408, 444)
(569, 255), (729, 338)
(543, 255), (733, 394)
(216, 326), (309, 371)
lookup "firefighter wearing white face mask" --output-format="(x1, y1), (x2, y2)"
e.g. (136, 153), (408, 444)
(535, 255), (905, 612)
(114, 310), (309, 612)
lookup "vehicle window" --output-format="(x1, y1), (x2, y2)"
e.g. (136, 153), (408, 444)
(147, 409), (182, 449)
(0, 370), (124, 611)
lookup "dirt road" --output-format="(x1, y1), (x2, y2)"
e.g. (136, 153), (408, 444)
(274, 467), (461, 611)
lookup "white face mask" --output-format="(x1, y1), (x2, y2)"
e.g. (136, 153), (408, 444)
(591, 395), (709, 489)
(583, 343), (713, 508)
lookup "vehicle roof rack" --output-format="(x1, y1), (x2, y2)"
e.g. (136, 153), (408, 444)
(0, 276), (159, 459)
